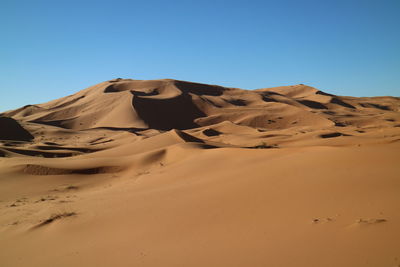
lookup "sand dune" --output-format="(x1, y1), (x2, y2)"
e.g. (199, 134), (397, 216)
(0, 79), (399, 267)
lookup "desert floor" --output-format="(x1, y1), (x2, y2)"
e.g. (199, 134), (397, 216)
(1, 79), (399, 266)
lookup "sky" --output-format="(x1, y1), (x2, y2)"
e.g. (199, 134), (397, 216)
(1, 0), (399, 112)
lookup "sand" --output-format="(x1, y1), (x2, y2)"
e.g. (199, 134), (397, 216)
(0, 79), (399, 267)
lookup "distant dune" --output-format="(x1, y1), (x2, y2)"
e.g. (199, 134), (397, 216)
(1, 79), (399, 267)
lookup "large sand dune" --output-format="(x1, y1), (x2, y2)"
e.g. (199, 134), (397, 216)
(0, 79), (399, 266)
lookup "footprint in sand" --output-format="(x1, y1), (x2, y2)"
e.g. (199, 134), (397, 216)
(312, 217), (335, 224)
(357, 218), (387, 225)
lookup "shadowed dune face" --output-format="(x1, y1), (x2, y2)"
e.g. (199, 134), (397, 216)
(104, 80), (167, 93)
(174, 80), (225, 96)
(23, 164), (124, 175)
(330, 97), (355, 109)
(0, 117), (34, 141)
(132, 91), (205, 130)
(298, 99), (327, 109)
(0, 79), (400, 267)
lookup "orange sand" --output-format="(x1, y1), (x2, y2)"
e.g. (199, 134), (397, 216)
(1, 79), (399, 266)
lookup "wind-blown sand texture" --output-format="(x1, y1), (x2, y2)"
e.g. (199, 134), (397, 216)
(1, 78), (399, 267)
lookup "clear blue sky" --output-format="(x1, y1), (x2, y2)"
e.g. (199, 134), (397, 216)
(1, 0), (399, 112)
